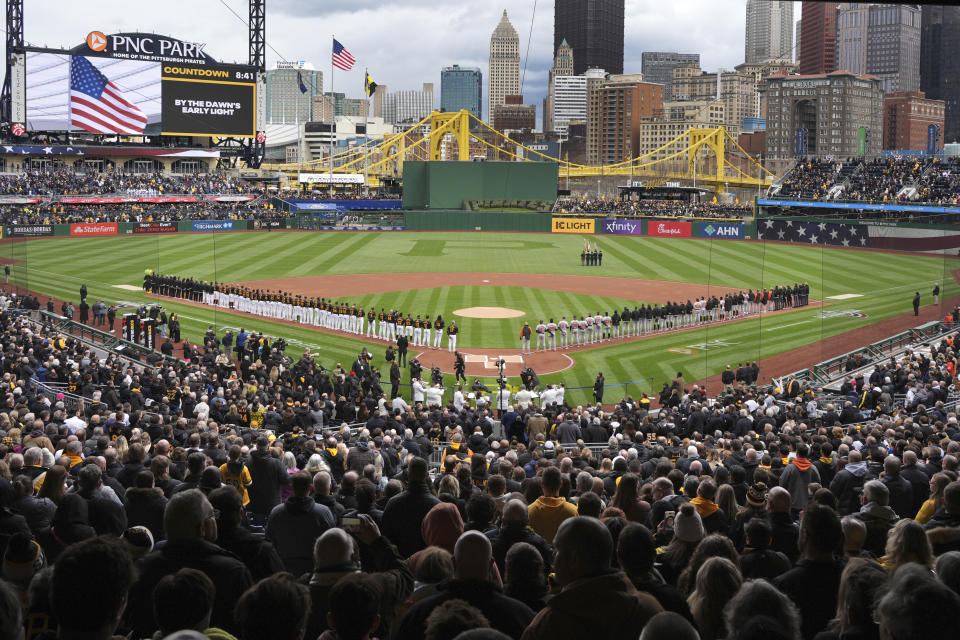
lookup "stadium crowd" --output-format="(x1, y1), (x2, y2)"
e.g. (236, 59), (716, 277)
(555, 198), (751, 219)
(773, 156), (960, 206)
(0, 171), (256, 197)
(0, 202), (285, 225)
(0, 287), (959, 640)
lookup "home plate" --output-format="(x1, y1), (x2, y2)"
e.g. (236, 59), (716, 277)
(112, 285), (142, 291)
(826, 294), (863, 300)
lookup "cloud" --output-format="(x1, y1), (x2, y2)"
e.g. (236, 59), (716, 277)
(6, 0), (777, 129)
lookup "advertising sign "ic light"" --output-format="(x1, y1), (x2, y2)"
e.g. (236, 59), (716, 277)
(552, 217), (595, 233)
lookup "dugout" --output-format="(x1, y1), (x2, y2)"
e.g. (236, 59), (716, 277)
(401, 161), (558, 210)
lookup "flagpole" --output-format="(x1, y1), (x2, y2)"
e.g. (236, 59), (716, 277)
(329, 35), (335, 199)
(364, 68), (369, 197)
(296, 84), (302, 194)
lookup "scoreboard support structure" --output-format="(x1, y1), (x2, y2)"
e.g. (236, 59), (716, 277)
(0, 0), (24, 125)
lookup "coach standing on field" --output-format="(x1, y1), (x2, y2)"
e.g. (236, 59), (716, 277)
(913, 291), (921, 316)
(521, 322), (533, 355)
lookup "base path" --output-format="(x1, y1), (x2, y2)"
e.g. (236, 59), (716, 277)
(237, 272), (745, 304)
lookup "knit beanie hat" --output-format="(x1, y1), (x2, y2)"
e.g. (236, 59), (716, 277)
(674, 503), (705, 543)
(746, 482), (769, 507)
(2, 532), (46, 588)
(122, 526), (155, 558)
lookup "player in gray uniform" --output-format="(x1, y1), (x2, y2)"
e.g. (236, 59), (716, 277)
(547, 318), (558, 350)
(558, 316), (569, 348)
(535, 320), (547, 351)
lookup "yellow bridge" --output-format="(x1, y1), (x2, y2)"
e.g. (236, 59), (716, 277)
(262, 110), (775, 193)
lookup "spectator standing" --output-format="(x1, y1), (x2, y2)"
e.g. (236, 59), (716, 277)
(245, 436), (290, 524)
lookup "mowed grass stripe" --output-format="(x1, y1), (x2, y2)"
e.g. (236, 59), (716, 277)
(604, 237), (683, 280)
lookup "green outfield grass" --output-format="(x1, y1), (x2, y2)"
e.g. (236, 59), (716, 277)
(4, 230), (957, 406)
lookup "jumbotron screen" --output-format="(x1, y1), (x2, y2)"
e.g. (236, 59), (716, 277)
(23, 31), (257, 138)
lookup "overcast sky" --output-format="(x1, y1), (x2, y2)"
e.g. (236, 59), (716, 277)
(7, 0), (799, 127)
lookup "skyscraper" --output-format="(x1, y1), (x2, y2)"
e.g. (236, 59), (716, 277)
(265, 61), (323, 124)
(441, 65), (482, 120)
(838, 3), (921, 93)
(837, 2), (870, 75)
(552, 75), (588, 136)
(382, 84), (435, 125)
(921, 6), (960, 143)
(488, 10), (520, 122)
(544, 39), (574, 133)
(865, 3), (921, 94)
(798, 1), (839, 75)
(641, 52), (700, 101)
(745, 0), (795, 64)
(554, 0), (624, 76)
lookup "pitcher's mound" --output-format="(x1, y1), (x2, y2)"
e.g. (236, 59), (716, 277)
(454, 306), (525, 319)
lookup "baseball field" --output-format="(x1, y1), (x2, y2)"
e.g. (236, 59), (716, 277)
(4, 230), (957, 406)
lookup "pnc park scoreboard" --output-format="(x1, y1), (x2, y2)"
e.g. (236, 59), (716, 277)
(10, 31), (264, 138)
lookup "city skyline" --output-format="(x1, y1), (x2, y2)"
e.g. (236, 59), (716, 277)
(2, 0), (790, 129)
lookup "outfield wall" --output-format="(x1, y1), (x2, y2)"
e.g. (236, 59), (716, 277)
(402, 162), (559, 210)
(4, 211), (958, 256)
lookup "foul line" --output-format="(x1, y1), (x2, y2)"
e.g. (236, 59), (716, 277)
(766, 320), (812, 332)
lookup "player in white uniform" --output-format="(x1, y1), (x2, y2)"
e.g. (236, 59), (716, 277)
(594, 313), (604, 342)
(603, 313), (612, 340)
(413, 316), (423, 347)
(423, 316), (432, 349)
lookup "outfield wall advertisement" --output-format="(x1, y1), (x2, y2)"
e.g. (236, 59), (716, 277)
(132, 221), (178, 234)
(70, 223), (117, 236)
(192, 220), (235, 232)
(552, 217), (595, 233)
(599, 219), (643, 236)
(647, 220), (692, 237)
(697, 223), (744, 239)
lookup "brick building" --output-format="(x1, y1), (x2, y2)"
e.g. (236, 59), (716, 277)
(598, 76), (664, 164)
(883, 91), (945, 151)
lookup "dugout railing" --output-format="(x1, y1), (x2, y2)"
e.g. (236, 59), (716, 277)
(779, 320), (954, 387)
(38, 310), (179, 367)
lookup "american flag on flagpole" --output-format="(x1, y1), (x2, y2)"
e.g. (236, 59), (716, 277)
(332, 39), (356, 71)
(69, 56), (147, 135)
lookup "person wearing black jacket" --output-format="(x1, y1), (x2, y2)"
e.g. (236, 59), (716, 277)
(75, 465), (127, 537)
(246, 436), (290, 523)
(382, 457), (440, 557)
(390, 361), (401, 399)
(208, 486), (284, 582)
(593, 371), (605, 404)
(126, 489), (253, 638)
(396, 334), (408, 368)
(124, 470), (168, 541)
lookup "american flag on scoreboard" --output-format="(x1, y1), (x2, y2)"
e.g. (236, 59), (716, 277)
(332, 39), (356, 71)
(69, 56), (148, 135)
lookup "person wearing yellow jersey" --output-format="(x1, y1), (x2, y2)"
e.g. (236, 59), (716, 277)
(219, 445), (252, 506)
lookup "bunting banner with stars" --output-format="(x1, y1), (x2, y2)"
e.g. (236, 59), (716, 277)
(757, 219), (870, 248)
